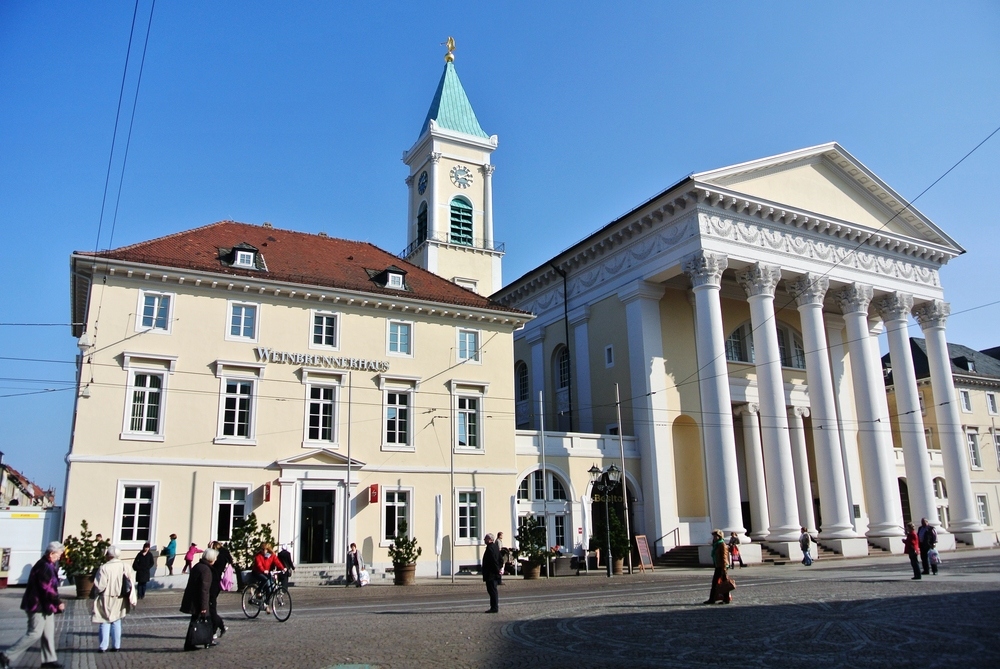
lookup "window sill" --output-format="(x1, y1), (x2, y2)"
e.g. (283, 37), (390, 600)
(224, 335), (259, 344)
(454, 539), (484, 547)
(120, 433), (165, 442)
(134, 327), (171, 336)
(303, 440), (340, 449)
(382, 445), (415, 453)
(213, 437), (257, 446)
(387, 351), (414, 359)
(454, 447), (485, 455)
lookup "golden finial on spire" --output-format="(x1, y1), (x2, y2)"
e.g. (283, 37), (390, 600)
(444, 36), (456, 63)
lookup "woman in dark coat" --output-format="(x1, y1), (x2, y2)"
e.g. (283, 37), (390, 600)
(180, 549), (216, 651)
(903, 522), (922, 580)
(131, 542), (156, 599)
(208, 542), (232, 638)
(704, 529), (732, 604)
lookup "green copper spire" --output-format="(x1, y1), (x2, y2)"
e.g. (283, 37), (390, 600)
(419, 60), (489, 140)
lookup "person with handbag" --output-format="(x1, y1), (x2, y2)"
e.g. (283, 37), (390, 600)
(704, 529), (733, 604)
(345, 543), (363, 587)
(92, 546), (138, 653)
(0, 542), (66, 669)
(207, 542), (232, 639)
(728, 532), (745, 568)
(164, 534), (178, 575)
(180, 549), (218, 651)
(131, 543), (155, 599)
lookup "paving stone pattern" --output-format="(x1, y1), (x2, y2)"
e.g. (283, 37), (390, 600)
(1, 551), (998, 668)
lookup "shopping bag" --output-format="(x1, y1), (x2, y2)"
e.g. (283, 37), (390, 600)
(186, 615), (214, 649)
(220, 563), (237, 592)
(359, 569), (370, 586)
(721, 577), (736, 594)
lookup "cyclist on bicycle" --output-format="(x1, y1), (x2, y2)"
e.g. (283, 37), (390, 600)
(251, 543), (285, 612)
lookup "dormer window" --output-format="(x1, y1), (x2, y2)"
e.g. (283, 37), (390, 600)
(235, 251), (255, 267)
(368, 265), (408, 291)
(387, 272), (404, 289)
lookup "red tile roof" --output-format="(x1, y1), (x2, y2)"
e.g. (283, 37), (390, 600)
(77, 221), (525, 314)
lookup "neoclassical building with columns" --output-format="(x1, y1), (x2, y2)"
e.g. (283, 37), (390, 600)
(494, 143), (994, 560)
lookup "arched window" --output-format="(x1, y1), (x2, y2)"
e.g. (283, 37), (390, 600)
(516, 471), (568, 502)
(449, 197), (473, 246)
(725, 320), (806, 369)
(556, 346), (570, 389)
(416, 201), (428, 244)
(515, 362), (529, 402)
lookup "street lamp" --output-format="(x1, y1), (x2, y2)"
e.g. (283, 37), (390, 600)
(589, 463), (621, 578)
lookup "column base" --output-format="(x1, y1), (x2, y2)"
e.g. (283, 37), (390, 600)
(763, 541), (804, 561)
(954, 531), (996, 548)
(866, 536), (905, 554)
(933, 532), (956, 551)
(817, 538), (869, 558)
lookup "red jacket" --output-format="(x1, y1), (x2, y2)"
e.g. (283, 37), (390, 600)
(253, 552), (285, 575)
(903, 530), (920, 555)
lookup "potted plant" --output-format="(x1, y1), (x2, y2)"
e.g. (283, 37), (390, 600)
(60, 519), (110, 598)
(227, 513), (275, 590)
(387, 519), (421, 585)
(513, 516), (548, 579)
(608, 511), (630, 575)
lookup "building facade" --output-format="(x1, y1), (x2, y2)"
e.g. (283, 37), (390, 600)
(494, 143), (995, 559)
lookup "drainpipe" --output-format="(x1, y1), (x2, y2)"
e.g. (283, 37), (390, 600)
(551, 264), (573, 432)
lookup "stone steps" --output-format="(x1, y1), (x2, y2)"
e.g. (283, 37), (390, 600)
(656, 545), (702, 568)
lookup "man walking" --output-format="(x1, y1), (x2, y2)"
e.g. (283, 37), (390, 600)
(482, 533), (501, 613)
(799, 527), (814, 566)
(917, 518), (937, 576)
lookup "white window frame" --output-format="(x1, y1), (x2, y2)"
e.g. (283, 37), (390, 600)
(301, 370), (343, 448)
(924, 428), (935, 452)
(309, 309), (341, 351)
(960, 389), (973, 413)
(235, 250), (255, 267)
(967, 430), (982, 469)
(121, 367), (168, 442)
(113, 480), (159, 551)
(387, 272), (404, 289)
(449, 381), (488, 454)
(987, 392), (998, 416)
(976, 493), (991, 527)
(993, 429), (1000, 471)
(456, 328), (481, 364)
(226, 300), (260, 343)
(214, 362), (264, 446)
(387, 319), (414, 358)
(380, 486), (413, 547)
(605, 345), (614, 368)
(454, 277), (478, 293)
(455, 487), (484, 546)
(919, 393), (926, 416)
(135, 290), (174, 334)
(379, 375), (420, 452)
(211, 482), (252, 542)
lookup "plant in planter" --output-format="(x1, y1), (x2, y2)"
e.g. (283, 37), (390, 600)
(608, 510), (630, 574)
(513, 516), (548, 578)
(387, 519), (421, 585)
(60, 519), (110, 597)
(228, 513), (275, 589)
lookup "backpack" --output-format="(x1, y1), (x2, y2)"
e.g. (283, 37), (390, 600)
(120, 573), (133, 599)
(221, 563), (237, 592)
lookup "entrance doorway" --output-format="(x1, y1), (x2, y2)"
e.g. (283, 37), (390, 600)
(300, 490), (335, 564)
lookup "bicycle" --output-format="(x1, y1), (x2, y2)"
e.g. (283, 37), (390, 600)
(241, 570), (292, 622)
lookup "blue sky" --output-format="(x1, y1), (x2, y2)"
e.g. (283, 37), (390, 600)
(2, 1), (999, 496)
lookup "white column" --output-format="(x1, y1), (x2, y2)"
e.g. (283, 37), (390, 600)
(834, 283), (903, 538)
(787, 275), (856, 538)
(481, 164), (495, 249)
(526, 328), (545, 431)
(568, 306), (594, 433)
(682, 251), (745, 539)
(875, 292), (938, 528)
(428, 152), (441, 238)
(619, 280), (677, 552)
(735, 404), (769, 540)
(912, 300), (984, 536)
(787, 407), (817, 534)
(736, 263), (799, 542)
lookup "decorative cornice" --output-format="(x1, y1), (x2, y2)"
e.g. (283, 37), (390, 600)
(834, 283), (874, 316)
(429, 152), (442, 164)
(874, 291), (914, 323)
(786, 273), (829, 308)
(524, 327), (545, 345)
(479, 164), (495, 177)
(912, 299), (950, 330)
(404, 175), (414, 186)
(682, 250), (728, 289)
(567, 305), (590, 326)
(735, 262), (782, 298)
(618, 280), (666, 305)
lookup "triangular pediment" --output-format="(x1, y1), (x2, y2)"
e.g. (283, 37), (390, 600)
(694, 143), (963, 253)
(275, 449), (365, 469)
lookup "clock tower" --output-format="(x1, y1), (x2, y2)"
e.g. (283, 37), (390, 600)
(402, 39), (502, 297)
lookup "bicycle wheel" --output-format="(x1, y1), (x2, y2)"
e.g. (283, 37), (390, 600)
(241, 584), (262, 619)
(271, 587), (292, 622)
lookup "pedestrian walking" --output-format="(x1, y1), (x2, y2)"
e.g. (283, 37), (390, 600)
(704, 529), (732, 604)
(0, 541), (67, 669)
(208, 543), (231, 640)
(917, 518), (937, 575)
(903, 522), (921, 580)
(183, 543), (203, 574)
(728, 532), (745, 568)
(164, 534), (178, 575)
(346, 543), (363, 587)
(495, 532), (505, 582)
(277, 543), (295, 587)
(131, 542), (155, 599)
(482, 533), (501, 613)
(799, 527), (815, 566)
(928, 547), (941, 575)
(180, 549), (217, 651)
(92, 546), (138, 653)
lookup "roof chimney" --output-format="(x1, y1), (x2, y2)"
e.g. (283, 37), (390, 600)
(262, 222), (273, 229)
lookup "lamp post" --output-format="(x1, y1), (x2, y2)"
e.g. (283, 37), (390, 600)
(589, 463), (621, 578)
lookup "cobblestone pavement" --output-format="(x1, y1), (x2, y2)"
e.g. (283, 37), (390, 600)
(2, 550), (999, 668)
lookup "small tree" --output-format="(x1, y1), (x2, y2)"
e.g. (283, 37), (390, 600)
(61, 519), (110, 578)
(387, 519), (422, 565)
(608, 509), (630, 561)
(227, 512), (275, 572)
(513, 515), (548, 566)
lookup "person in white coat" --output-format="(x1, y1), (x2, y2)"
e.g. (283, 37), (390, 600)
(92, 546), (138, 653)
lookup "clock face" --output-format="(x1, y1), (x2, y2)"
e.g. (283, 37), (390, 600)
(450, 165), (473, 189)
(417, 171), (428, 195)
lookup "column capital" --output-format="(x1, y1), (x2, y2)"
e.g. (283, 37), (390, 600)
(682, 251), (728, 288)
(834, 283), (874, 315)
(912, 299), (950, 330)
(567, 305), (590, 327)
(404, 175), (414, 186)
(479, 164), (496, 177)
(734, 402), (759, 417)
(874, 291), (914, 323)
(524, 327), (545, 345)
(429, 152), (442, 164)
(736, 262), (782, 298)
(618, 280), (666, 305)
(789, 406), (811, 419)
(786, 273), (829, 307)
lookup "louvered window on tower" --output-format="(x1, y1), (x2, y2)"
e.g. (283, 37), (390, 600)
(450, 197), (473, 246)
(417, 202), (428, 244)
